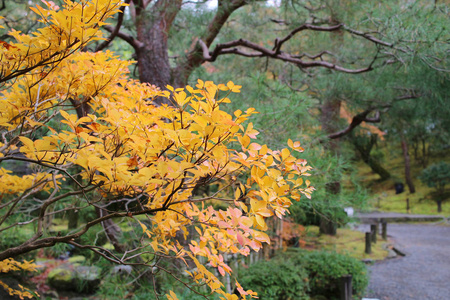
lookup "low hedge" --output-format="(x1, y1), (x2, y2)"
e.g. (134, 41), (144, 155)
(238, 249), (368, 300)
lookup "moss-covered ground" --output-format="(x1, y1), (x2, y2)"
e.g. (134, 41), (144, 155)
(301, 225), (389, 261)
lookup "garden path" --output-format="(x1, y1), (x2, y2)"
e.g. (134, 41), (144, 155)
(359, 222), (450, 300)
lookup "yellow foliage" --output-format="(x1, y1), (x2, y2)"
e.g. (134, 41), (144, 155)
(0, 1), (314, 299)
(0, 259), (39, 299)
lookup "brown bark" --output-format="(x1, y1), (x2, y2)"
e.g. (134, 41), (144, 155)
(102, 1), (402, 92)
(134, 0), (182, 104)
(171, 0), (247, 87)
(401, 137), (416, 194)
(437, 200), (442, 213)
(320, 98), (342, 150)
(352, 135), (391, 181)
(95, 207), (126, 253)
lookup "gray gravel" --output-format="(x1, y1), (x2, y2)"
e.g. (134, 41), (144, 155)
(357, 222), (450, 300)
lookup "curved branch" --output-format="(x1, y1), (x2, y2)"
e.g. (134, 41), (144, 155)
(95, 0), (132, 52)
(328, 109), (379, 139)
(198, 21), (414, 75)
(328, 93), (422, 139)
(203, 37), (377, 74)
(171, 0), (247, 86)
(273, 23), (343, 54)
(103, 25), (144, 52)
(0, 204), (169, 261)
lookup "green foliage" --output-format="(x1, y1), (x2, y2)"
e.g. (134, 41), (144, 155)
(419, 161), (450, 194)
(281, 249), (368, 300)
(238, 249), (368, 300)
(0, 225), (33, 254)
(238, 259), (310, 300)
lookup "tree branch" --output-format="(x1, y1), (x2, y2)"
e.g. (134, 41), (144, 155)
(202, 37), (377, 74)
(328, 109), (379, 139)
(327, 93), (422, 140)
(273, 23), (343, 55)
(103, 25), (144, 52)
(95, 0), (132, 52)
(171, 0), (247, 86)
(198, 22), (412, 75)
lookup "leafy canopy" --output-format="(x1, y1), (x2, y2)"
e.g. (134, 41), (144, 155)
(0, 1), (313, 299)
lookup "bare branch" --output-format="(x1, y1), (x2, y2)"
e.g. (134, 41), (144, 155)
(328, 93), (422, 140)
(203, 37), (377, 74)
(273, 23), (343, 54)
(95, 0), (132, 52)
(103, 25), (144, 52)
(328, 109), (380, 140)
(172, 0), (247, 86)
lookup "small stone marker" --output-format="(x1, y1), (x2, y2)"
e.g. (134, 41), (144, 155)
(365, 232), (372, 254)
(370, 224), (377, 244)
(381, 220), (387, 240)
(340, 275), (352, 300)
(344, 207), (354, 217)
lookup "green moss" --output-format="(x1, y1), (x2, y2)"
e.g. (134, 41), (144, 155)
(304, 226), (389, 261)
(48, 268), (73, 283)
(68, 255), (86, 265)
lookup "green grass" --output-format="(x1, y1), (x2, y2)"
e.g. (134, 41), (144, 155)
(303, 226), (389, 261)
(356, 144), (450, 216)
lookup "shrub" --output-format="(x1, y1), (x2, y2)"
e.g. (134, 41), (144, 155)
(239, 250), (368, 300)
(238, 259), (310, 300)
(419, 161), (450, 212)
(288, 250), (368, 300)
(419, 161), (450, 195)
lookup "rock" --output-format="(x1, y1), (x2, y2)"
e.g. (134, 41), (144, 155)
(74, 266), (101, 292)
(392, 247), (406, 256)
(387, 249), (397, 259)
(47, 264), (100, 293)
(112, 265), (132, 276)
(361, 258), (375, 264)
(47, 266), (74, 291)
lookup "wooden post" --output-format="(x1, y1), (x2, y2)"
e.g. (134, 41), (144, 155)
(381, 220), (387, 240)
(340, 275), (353, 300)
(365, 232), (372, 254)
(370, 224), (377, 244)
(406, 198), (410, 213)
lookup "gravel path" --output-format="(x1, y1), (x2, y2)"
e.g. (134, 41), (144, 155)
(359, 222), (450, 300)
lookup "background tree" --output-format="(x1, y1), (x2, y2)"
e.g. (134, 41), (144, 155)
(419, 162), (450, 212)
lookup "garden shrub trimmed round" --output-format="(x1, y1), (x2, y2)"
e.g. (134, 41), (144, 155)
(298, 250), (368, 299)
(238, 258), (310, 300)
(238, 249), (368, 300)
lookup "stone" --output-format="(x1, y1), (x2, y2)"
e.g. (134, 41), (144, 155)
(47, 264), (100, 293)
(112, 265), (132, 276)
(361, 258), (374, 264)
(74, 266), (101, 292)
(387, 249), (397, 259)
(47, 266), (74, 291)
(344, 207), (354, 217)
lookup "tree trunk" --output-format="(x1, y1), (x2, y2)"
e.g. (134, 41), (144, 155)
(319, 217), (337, 236)
(367, 157), (391, 181)
(95, 207), (126, 253)
(421, 138), (428, 168)
(401, 137), (416, 194)
(134, 1), (182, 104)
(319, 99), (342, 236)
(133, 0), (246, 91)
(320, 98), (342, 150)
(352, 135), (390, 181)
(67, 210), (78, 230)
(437, 200), (442, 213)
